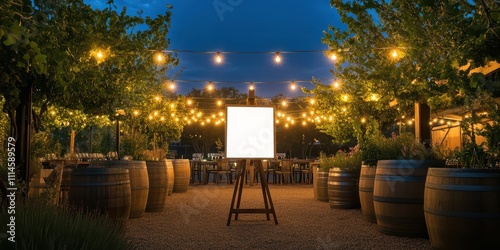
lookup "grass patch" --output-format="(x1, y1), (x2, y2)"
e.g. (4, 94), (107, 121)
(1, 201), (130, 250)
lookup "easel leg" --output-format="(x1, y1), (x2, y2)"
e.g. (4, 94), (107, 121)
(234, 160), (246, 220)
(227, 161), (243, 226)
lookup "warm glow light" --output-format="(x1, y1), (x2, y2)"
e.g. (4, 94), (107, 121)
(332, 80), (340, 89)
(155, 96), (161, 101)
(302, 121), (307, 126)
(169, 81), (176, 90)
(153, 111), (159, 116)
(187, 99), (193, 105)
(391, 49), (398, 58)
(440, 119), (445, 124)
(330, 53), (337, 61)
(274, 52), (281, 63)
(215, 52), (222, 64)
(207, 82), (214, 91)
(96, 51), (103, 59)
(407, 120), (413, 125)
(133, 110), (139, 116)
(219, 112), (224, 116)
(310, 99), (315, 105)
(290, 81), (296, 90)
(50, 111), (56, 115)
(217, 100), (223, 106)
(156, 53), (164, 63)
(342, 94), (349, 102)
(361, 118), (366, 123)
(170, 103), (175, 109)
(249, 84), (254, 90)
(282, 100), (287, 106)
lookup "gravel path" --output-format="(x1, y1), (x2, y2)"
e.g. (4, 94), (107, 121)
(125, 183), (431, 250)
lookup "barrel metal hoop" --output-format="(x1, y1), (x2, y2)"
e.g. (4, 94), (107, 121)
(425, 183), (500, 192)
(71, 180), (130, 186)
(424, 207), (500, 219)
(373, 195), (423, 204)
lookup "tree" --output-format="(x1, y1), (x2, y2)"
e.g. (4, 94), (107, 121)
(316, 0), (500, 144)
(1, 0), (179, 183)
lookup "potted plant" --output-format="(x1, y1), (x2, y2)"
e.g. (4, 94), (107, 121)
(424, 109), (500, 249)
(367, 132), (446, 238)
(322, 145), (362, 209)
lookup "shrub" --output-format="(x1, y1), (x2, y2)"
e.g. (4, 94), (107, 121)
(319, 145), (362, 171)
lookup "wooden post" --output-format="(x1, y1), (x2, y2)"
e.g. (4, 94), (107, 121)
(115, 120), (120, 159)
(415, 102), (431, 145)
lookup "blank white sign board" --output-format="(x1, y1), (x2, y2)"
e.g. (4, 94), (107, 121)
(225, 105), (275, 159)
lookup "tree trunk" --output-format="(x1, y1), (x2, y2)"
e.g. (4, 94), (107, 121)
(14, 82), (33, 186)
(70, 129), (76, 154)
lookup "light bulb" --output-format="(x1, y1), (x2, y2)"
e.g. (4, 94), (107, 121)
(290, 81), (296, 90)
(391, 50), (398, 58)
(330, 53), (337, 61)
(274, 52), (281, 63)
(215, 52), (222, 64)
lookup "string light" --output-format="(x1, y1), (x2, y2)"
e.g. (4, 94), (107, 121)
(391, 49), (398, 58)
(330, 53), (337, 61)
(332, 80), (340, 89)
(215, 52), (222, 64)
(155, 52), (164, 63)
(207, 81), (214, 91)
(274, 52), (281, 63)
(168, 81), (176, 90)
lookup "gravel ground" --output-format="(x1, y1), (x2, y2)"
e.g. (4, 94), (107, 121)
(125, 183), (431, 250)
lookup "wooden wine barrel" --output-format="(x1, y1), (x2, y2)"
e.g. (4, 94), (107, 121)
(359, 165), (377, 223)
(166, 160), (174, 196)
(68, 168), (131, 220)
(373, 160), (444, 238)
(314, 167), (329, 202)
(172, 159), (191, 193)
(90, 160), (149, 218)
(328, 168), (360, 209)
(145, 161), (169, 212)
(424, 168), (500, 249)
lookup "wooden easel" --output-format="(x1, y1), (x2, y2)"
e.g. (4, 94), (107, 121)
(227, 159), (278, 225)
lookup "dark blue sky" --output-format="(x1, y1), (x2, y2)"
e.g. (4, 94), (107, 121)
(85, 0), (343, 98)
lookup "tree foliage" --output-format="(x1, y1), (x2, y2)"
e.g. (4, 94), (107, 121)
(313, 0), (500, 143)
(1, 0), (179, 181)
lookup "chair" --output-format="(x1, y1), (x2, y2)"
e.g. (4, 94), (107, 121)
(300, 162), (313, 184)
(264, 160), (277, 184)
(190, 160), (203, 184)
(210, 158), (231, 184)
(275, 159), (294, 184)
